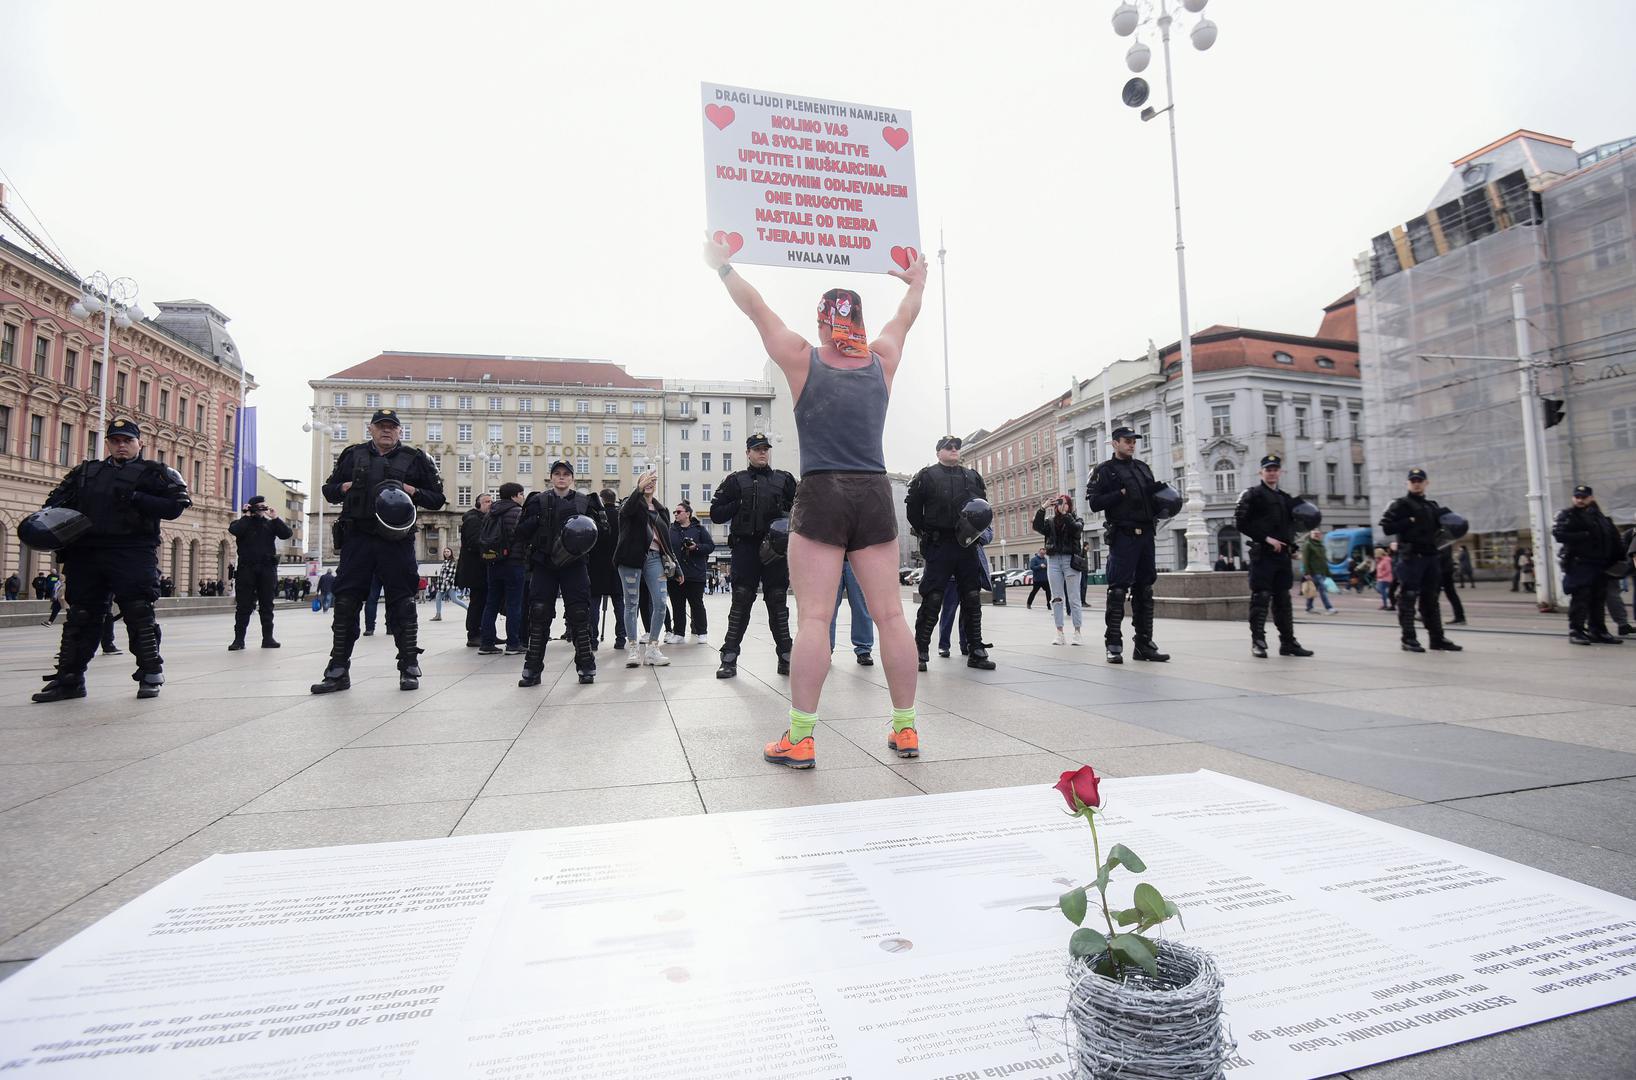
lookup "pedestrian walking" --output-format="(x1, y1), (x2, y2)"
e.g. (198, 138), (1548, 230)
(1457, 545), (1476, 588)
(1372, 547), (1394, 609)
(1026, 550), (1051, 609)
(3, 573), (19, 601)
(1301, 529), (1336, 614)
(431, 547), (463, 620)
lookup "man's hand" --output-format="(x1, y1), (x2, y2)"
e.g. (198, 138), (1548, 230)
(1265, 538), (1286, 552)
(341, 481), (353, 493)
(402, 484), (417, 497)
(887, 252), (929, 288)
(703, 237), (732, 270)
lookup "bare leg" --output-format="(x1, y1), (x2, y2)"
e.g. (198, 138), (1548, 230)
(787, 534), (846, 713)
(847, 540), (916, 710)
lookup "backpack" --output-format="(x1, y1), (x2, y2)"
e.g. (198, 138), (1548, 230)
(479, 505), (514, 560)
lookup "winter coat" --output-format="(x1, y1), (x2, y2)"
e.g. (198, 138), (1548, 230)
(669, 521), (716, 581)
(615, 490), (674, 569)
(456, 508), (486, 589)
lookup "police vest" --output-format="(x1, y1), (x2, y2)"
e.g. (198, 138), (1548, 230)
(918, 464), (980, 531)
(731, 468), (792, 541)
(340, 444), (424, 529)
(76, 459), (165, 539)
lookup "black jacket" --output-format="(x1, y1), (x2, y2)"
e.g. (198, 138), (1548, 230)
(228, 513), (293, 566)
(1379, 493), (1446, 556)
(1235, 482), (1299, 553)
(1086, 455), (1163, 530)
(515, 488), (609, 567)
(669, 521), (716, 580)
(481, 499), (526, 566)
(710, 466), (797, 542)
(1552, 503), (1623, 569)
(590, 496), (622, 594)
(1033, 508), (1084, 556)
(456, 508), (486, 589)
(45, 455), (191, 550)
(906, 462), (986, 534)
(323, 441), (445, 539)
(615, 490), (674, 569)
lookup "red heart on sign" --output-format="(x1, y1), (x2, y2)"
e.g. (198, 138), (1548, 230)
(890, 245), (918, 270)
(713, 230), (744, 256)
(882, 126), (909, 151)
(705, 104), (736, 131)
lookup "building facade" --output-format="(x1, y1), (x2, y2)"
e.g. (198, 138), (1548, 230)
(253, 465), (307, 565)
(307, 353), (668, 562)
(1058, 307), (1366, 571)
(961, 394), (1069, 573)
(660, 377), (778, 551)
(0, 222), (250, 592)
(1357, 130), (1636, 571)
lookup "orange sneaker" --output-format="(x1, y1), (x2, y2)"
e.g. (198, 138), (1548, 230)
(887, 727), (920, 758)
(764, 731), (816, 769)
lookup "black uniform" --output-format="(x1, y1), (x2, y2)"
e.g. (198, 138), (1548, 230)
(1234, 481), (1311, 656)
(1379, 492), (1458, 651)
(315, 441), (445, 691)
(1087, 454), (1166, 659)
(35, 454), (191, 701)
(709, 465), (797, 675)
(455, 506), (489, 646)
(906, 461), (993, 669)
(228, 512), (293, 646)
(514, 488), (610, 684)
(1553, 502), (1624, 642)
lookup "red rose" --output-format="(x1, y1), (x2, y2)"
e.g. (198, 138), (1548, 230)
(1054, 765), (1101, 812)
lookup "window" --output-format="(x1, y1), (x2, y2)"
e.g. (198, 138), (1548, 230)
(1212, 459), (1236, 494)
(633, 400), (647, 415)
(1297, 461), (1311, 495)
(632, 425), (646, 446)
(57, 421), (71, 465)
(1326, 462), (1339, 497)
(1352, 462), (1364, 497)
(457, 422), (473, 443)
(722, 424), (731, 444)
(1611, 405), (1636, 450)
(680, 452), (691, 470)
(116, 371), (128, 404)
(1031, 434), (1039, 455)
(459, 395), (474, 410)
(603, 400), (617, 414)
(193, 461), (202, 491)
(752, 404), (762, 419)
(702, 401), (711, 414)
(1064, 442), (1074, 473)
(722, 452), (733, 471)
(488, 423), (503, 442)
(136, 381), (149, 414)
(2, 405), (15, 452)
(396, 394), (412, 408)
(427, 394), (443, 409)
(0, 323), (16, 364)
(680, 427), (690, 441)
(604, 425), (618, 445)
(1006, 447), (1013, 467)
(1273, 351), (1294, 364)
(1210, 404), (1231, 436)
(1349, 409), (1361, 438)
(1139, 423), (1150, 442)
(427, 422), (443, 442)
(91, 360), (103, 398)
(1591, 215), (1629, 270)
(604, 461), (619, 476)
(365, 393), (381, 408)
(1322, 409), (1336, 440)
(519, 398), (534, 413)
(679, 400), (692, 415)
(33, 336), (49, 376)
(1170, 414), (1183, 445)
(332, 392), (348, 407)
(399, 422), (413, 441)
(29, 414), (44, 459)
(458, 454), (474, 474)
(632, 461), (646, 476)
(487, 456), (502, 475)
(159, 388), (170, 420)
(64, 348), (78, 387)
(577, 456), (589, 476)
(680, 484), (692, 503)
(178, 396), (187, 427)
(1265, 403), (1281, 436)
(195, 403), (205, 431)
(702, 483), (713, 503)
(576, 399), (589, 414)
(547, 398), (561, 413)
(547, 424), (562, 443)
(575, 424), (590, 445)
(489, 396), (503, 411)
(518, 459), (532, 475)
(458, 485), (473, 508)
(723, 401), (733, 415)
(1294, 406), (1308, 439)
(1315, 355), (1336, 369)
(701, 452), (712, 471)
(517, 423), (533, 445)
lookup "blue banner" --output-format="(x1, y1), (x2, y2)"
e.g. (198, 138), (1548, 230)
(237, 405), (258, 508)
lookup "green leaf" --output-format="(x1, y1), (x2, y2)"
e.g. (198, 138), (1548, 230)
(1095, 865), (1110, 896)
(1110, 933), (1159, 978)
(1133, 882), (1168, 923)
(1165, 901), (1185, 930)
(1107, 844), (1147, 873)
(1058, 887), (1088, 927)
(1069, 928), (1108, 959)
(1112, 907), (1143, 927)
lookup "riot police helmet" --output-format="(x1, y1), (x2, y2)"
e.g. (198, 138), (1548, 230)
(1438, 511), (1469, 542)
(956, 498), (994, 548)
(373, 482), (417, 537)
(18, 507), (93, 551)
(1152, 484), (1183, 521)
(551, 514), (598, 567)
(1292, 500), (1323, 533)
(759, 516), (791, 564)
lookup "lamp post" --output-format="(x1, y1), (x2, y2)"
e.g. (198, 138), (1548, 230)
(302, 407), (341, 569)
(1113, 0), (1217, 571)
(69, 273), (143, 459)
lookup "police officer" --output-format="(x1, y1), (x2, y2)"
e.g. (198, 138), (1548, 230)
(709, 433), (797, 678)
(311, 408), (446, 693)
(227, 494), (293, 650)
(1378, 467), (1464, 654)
(907, 435), (996, 671)
(1234, 454), (1315, 659)
(30, 418), (191, 702)
(1552, 484), (1625, 646)
(1087, 426), (1171, 664)
(515, 460), (610, 685)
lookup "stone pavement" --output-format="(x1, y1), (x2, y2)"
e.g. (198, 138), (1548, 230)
(0, 583), (1631, 1079)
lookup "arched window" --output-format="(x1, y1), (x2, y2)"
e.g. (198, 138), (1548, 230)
(1213, 458), (1237, 495)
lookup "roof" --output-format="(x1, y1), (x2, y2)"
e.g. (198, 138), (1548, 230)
(1157, 325), (1359, 379)
(1453, 130), (1574, 166)
(322, 352), (664, 390)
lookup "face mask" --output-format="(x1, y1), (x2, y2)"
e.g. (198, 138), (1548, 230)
(817, 290), (868, 358)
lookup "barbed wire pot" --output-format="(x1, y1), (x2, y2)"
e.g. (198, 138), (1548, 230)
(1060, 940), (1232, 1080)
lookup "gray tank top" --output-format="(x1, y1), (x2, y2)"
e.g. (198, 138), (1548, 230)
(793, 349), (888, 473)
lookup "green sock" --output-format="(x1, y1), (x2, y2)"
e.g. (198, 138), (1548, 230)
(789, 708), (817, 743)
(891, 706), (917, 733)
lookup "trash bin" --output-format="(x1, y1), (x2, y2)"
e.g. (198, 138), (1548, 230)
(991, 576), (1008, 605)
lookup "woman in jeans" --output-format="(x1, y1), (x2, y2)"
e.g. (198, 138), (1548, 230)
(1033, 494), (1085, 645)
(615, 469), (675, 667)
(430, 547), (465, 621)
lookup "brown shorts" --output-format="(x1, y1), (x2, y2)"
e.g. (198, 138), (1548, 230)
(790, 472), (898, 552)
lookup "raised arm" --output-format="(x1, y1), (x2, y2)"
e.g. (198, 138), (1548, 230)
(870, 253), (929, 382)
(704, 239), (809, 379)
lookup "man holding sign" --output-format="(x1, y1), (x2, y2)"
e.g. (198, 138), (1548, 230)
(705, 237), (927, 769)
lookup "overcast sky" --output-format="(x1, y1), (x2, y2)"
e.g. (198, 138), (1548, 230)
(4, 0), (1633, 481)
